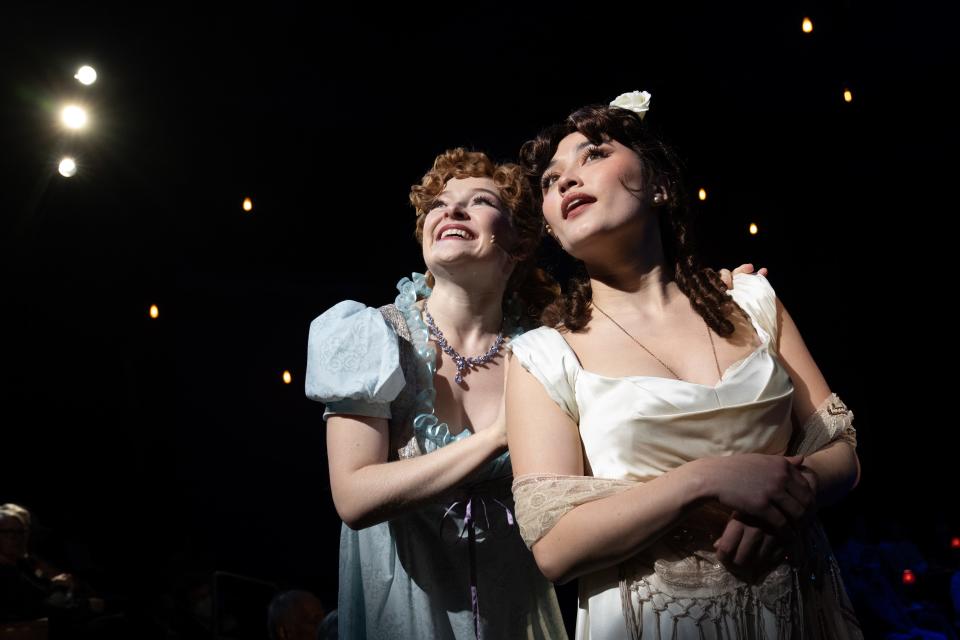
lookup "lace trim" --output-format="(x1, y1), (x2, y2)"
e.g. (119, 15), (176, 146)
(393, 273), (522, 466)
(512, 473), (635, 547)
(789, 392), (857, 455)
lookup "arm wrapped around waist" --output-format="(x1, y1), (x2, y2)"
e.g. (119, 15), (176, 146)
(788, 392), (857, 456)
(511, 473), (637, 548)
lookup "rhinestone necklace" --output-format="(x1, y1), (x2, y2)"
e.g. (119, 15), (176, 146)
(423, 301), (504, 384)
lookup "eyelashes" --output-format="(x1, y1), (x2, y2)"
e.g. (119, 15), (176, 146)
(429, 195), (500, 211)
(473, 195), (498, 207)
(540, 145), (610, 191)
(539, 174), (558, 191)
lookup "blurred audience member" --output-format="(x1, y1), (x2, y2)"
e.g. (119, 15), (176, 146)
(267, 590), (331, 640)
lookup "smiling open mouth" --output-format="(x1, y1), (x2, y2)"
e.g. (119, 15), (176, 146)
(438, 227), (476, 240)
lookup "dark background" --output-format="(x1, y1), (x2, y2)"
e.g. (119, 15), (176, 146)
(2, 0), (957, 634)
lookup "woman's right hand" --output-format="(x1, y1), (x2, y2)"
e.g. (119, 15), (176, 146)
(696, 454), (815, 532)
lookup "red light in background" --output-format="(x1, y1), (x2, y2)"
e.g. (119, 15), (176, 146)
(951, 537), (960, 549)
(902, 569), (916, 585)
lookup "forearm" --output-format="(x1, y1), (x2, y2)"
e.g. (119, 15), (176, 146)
(533, 462), (708, 584)
(801, 441), (860, 508)
(334, 428), (505, 529)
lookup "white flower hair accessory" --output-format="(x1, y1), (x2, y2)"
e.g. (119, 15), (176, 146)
(610, 90), (651, 120)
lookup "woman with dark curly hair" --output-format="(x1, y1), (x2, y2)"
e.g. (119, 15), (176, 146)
(506, 93), (862, 639)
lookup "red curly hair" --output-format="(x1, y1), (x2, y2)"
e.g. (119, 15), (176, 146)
(408, 148), (557, 329)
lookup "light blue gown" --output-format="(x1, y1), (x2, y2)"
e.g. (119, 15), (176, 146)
(305, 273), (567, 640)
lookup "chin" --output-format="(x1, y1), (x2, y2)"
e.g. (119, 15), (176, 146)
(429, 246), (478, 264)
(562, 229), (617, 262)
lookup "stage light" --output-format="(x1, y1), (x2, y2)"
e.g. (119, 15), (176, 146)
(951, 537), (960, 549)
(843, 89), (853, 103)
(749, 223), (758, 235)
(242, 197), (253, 212)
(902, 569), (915, 585)
(61, 104), (88, 129)
(698, 188), (707, 201)
(802, 17), (813, 33)
(58, 157), (77, 177)
(74, 65), (97, 85)
(149, 304), (159, 319)
(282, 370), (293, 385)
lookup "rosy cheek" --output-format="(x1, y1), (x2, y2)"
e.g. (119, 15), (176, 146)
(425, 211), (443, 234)
(545, 196), (561, 220)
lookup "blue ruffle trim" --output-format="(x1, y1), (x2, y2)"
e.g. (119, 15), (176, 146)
(394, 273), (523, 475)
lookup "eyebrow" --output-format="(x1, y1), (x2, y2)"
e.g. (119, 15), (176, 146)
(544, 140), (596, 174)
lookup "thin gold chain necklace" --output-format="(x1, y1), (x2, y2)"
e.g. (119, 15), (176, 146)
(591, 302), (723, 383)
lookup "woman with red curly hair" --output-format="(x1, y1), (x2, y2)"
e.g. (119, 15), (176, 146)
(506, 93), (862, 639)
(305, 148), (568, 639)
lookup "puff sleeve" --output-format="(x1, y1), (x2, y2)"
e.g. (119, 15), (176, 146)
(305, 300), (406, 421)
(508, 327), (581, 424)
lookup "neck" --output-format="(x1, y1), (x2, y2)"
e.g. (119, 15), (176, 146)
(585, 238), (679, 317)
(423, 275), (505, 350)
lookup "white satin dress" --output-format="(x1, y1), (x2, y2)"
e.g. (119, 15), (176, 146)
(510, 273), (798, 640)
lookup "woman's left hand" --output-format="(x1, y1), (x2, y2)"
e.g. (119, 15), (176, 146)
(718, 263), (769, 289)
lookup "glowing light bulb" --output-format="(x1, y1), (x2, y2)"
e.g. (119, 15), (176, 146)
(61, 104), (88, 129)
(802, 17), (813, 33)
(843, 89), (853, 103)
(698, 188), (707, 201)
(749, 223), (759, 235)
(902, 569), (916, 585)
(282, 370), (292, 384)
(58, 157), (77, 177)
(951, 537), (960, 549)
(243, 197), (253, 212)
(149, 304), (159, 319)
(75, 65), (97, 85)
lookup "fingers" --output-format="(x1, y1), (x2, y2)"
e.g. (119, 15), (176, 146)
(713, 518), (745, 562)
(732, 524), (765, 567)
(758, 267), (769, 277)
(799, 467), (820, 501)
(766, 461), (815, 524)
(770, 490), (809, 524)
(718, 268), (732, 289)
(731, 263), (755, 275)
(789, 472), (816, 507)
(785, 459), (816, 513)
(756, 531), (784, 566)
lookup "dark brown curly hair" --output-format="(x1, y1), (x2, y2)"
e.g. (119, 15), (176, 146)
(518, 105), (743, 335)
(409, 147), (558, 329)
